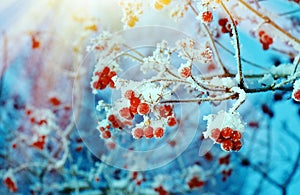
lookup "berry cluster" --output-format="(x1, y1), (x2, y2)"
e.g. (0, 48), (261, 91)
(187, 176), (205, 189)
(132, 126), (165, 139)
(258, 30), (273, 50)
(201, 11), (213, 23)
(93, 66), (116, 90)
(211, 127), (242, 151)
(99, 123), (112, 139)
(218, 18), (233, 37)
(154, 0), (171, 10)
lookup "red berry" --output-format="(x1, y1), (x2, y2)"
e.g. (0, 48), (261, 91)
(221, 139), (233, 151)
(102, 66), (110, 75)
(130, 105), (138, 115)
(202, 11), (213, 23)
(154, 127), (164, 138)
(108, 71), (116, 78)
(108, 115), (116, 122)
(231, 130), (242, 142)
(102, 130), (111, 139)
(179, 67), (191, 78)
(119, 107), (133, 120)
(218, 18), (228, 26)
(211, 128), (220, 140)
(167, 117), (177, 126)
(132, 127), (144, 139)
(130, 97), (141, 107)
(144, 126), (154, 138)
(232, 140), (242, 151)
(294, 90), (300, 101)
(49, 97), (61, 106)
(124, 90), (135, 99)
(4, 177), (17, 192)
(258, 30), (265, 37)
(221, 127), (233, 139)
(137, 102), (150, 115)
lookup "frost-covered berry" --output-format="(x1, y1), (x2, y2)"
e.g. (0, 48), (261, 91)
(221, 127), (233, 139)
(232, 140), (242, 151)
(211, 128), (221, 140)
(132, 127), (144, 139)
(124, 90), (135, 100)
(144, 126), (154, 138)
(137, 103), (150, 115)
(221, 139), (233, 151)
(179, 67), (191, 78)
(119, 107), (134, 120)
(154, 127), (164, 138)
(202, 11), (213, 23)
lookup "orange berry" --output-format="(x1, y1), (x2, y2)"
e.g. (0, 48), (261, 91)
(144, 126), (154, 138)
(180, 67), (191, 78)
(159, 0), (171, 5)
(202, 11), (213, 23)
(137, 103), (150, 115)
(154, 127), (164, 138)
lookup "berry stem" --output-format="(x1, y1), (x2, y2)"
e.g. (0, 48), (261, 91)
(220, 1), (245, 89)
(238, 0), (300, 47)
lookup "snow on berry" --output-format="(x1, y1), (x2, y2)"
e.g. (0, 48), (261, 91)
(167, 116), (177, 127)
(292, 79), (300, 102)
(203, 110), (245, 152)
(201, 11), (213, 23)
(154, 127), (165, 138)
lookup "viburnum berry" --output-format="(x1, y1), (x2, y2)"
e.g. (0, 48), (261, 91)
(221, 127), (233, 139)
(167, 116), (177, 126)
(93, 66), (116, 90)
(211, 128), (221, 140)
(144, 126), (154, 138)
(232, 140), (242, 151)
(202, 11), (213, 23)
(218, 18), (233, 37)
(101, 130), (111, 139)
(130, 106), (138, 115)
(137, 102), (150, 115)
(187, 176), (205, 189)
(231, 130), (242, 142)
(292, 80), (300, 101)
(132, 127), (144, 139)
(124, 90), (135, 100)
(179, 67), (191, 78)
(293, 90), (300, 101)
(258, 30), (273, 50)
(221, 139), (234, 151)
(154, 127), (164, 138)
(119, 107), (134, 120)
(130, 97), (141, 107)
(158, 105), (173, 118)
(4, 177), (17, 192)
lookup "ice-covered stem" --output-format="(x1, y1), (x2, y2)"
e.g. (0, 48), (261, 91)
(220, 2), (245, 89)
(188, 2), (229, 75)
(159, 93), (235, 104)
(238, 0), (300, 47)
(202, 23), (230, 75)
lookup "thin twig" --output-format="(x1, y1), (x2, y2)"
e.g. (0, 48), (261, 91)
(238, 0), (300, 46)
(221, 1), (245, 89)
(159, 94), (234, 104)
